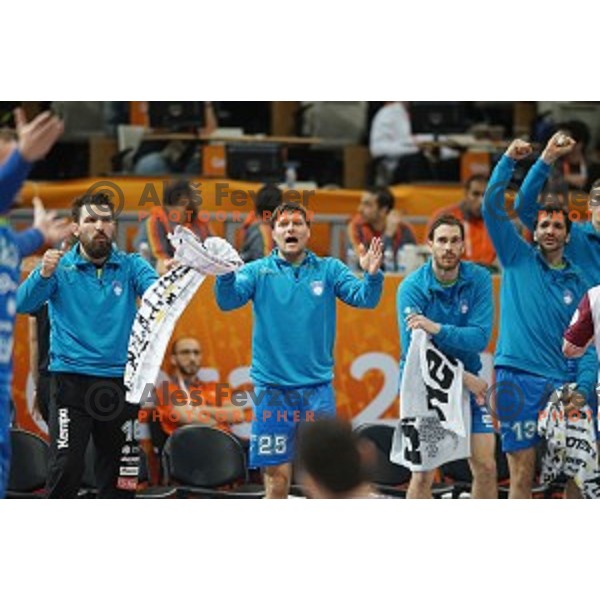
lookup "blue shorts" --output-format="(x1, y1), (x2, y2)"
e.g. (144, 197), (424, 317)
(249, 382), (336, 468)
(495, 367), (563, 453)
(471, 393), (494, 435)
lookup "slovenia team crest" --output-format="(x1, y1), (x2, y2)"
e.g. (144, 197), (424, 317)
(310, 281), (324, 297)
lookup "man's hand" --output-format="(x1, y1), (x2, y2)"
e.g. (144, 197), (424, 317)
(463, 372), (488, 406)
(32, 197), (71, 245)
(541, 131), (576, 165)
(505, 139), (533, 161)
(358, 237), (383, 275)
(562, 389), (587, 413)
(40, 249), (64, 278)
(384, 210), (403, 238)
(405, 313), (441, 335)
(15, 108), (64, 163)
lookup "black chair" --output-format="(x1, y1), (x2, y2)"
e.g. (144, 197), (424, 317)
(6, 429), (49, 499)
(440, 458), (473, 499)
(163, 425), (265, 498)
(136, 445), (177, 499)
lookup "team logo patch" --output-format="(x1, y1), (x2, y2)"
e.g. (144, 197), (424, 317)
(112, 280), (124, 296)
(310, 281), (324, 297)
(563, 290), (574, 305)
(459, 300), (469, 314)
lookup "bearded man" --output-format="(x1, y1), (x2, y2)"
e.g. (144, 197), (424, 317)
(17, 193), (157, 498)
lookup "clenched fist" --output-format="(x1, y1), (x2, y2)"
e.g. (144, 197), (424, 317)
(40, 249), (64, 278)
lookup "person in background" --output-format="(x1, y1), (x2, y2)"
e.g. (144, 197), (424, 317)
(369, 101), (430, 185)
(347, 186), (416, 272)
(427, 175), (496, 268)
(237, 183), (282, 262)
(134, 179), (213, 274)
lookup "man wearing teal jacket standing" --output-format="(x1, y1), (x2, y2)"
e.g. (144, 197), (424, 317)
(17, 193), (158, 498)
(515, 131), (600, 286)
(216, 201), (384, 498)
(397, 214), (496, 499)
(483, 139), (597, 499)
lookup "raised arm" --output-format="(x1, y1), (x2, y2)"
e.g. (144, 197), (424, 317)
(215, 264), (257, 311)
(334, 237), (383, 308)
(0, 110), (63, 213)
(515, 132), (577, 231)
(16, 251), (61, 314)
(482, 139), (533, 266)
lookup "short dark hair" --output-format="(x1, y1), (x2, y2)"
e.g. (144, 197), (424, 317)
(71, 193), (115, 223)
(464, 174), (488, 191)
(163, 179), (197, 207)
(0, 128), (17, 143)
(297, 419), (365, 496)
(428, 214), (465, 241)
(533, 201), (572, 235)
(368, 186), (395, 213)
(256, 183), (282, 217)
(270, 201), (310, 228)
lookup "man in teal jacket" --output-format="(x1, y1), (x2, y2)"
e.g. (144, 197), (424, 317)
(216, 201), (383, 498)
(397, 214), (496, 498)
(17, 193), (157, 498)
(515, 131), (600, 286)
(483, 139), (597, 499)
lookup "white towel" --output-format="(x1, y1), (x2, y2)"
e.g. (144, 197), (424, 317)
(538, 386), (600, 499)
(390, 329), (471, 472)
(124, 228), (243, 405)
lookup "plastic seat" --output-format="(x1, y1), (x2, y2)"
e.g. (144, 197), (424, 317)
(163, 425), (264, 498)
(6, 429), (49, 499)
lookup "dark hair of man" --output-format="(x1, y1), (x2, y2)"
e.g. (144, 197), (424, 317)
(368, 186), (395, 213)
(297, 419), (365, 496)
(163, 179), (199, 220)
(533, 201), (572, 235)
(270, 201), (310, 228)
(464, 174), (488, 191)
(256, 183), (282, 218)
(428, 214), (465, 241)
(71, 192), (115, 223)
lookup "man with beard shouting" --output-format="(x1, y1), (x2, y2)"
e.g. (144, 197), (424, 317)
(17, 193), (158, 498)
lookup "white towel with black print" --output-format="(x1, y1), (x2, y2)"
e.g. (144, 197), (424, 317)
(537, 385), (600, 499)
(124, 228), (243, 404)
(390, 329), (471, 472)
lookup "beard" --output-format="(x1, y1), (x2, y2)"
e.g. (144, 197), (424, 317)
(434, 253), (460, 272)
(80, 232), (112, 260)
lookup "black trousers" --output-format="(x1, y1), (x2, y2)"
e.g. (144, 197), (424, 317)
(46, 373), (140, 499)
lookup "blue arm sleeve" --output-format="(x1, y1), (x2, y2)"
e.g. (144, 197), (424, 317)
(0, 149), (31, 213)
(482, 154), (529, 266)
(575, 345), (598, 399)
(434, 270), (493, 353)
(13, 228), (45, 258)
(397, 277), (428, 367)
(333, 260), (383, 308)
(131, 254), (159, 296)
(514, 158), (552, 231)
(16, 267), (57, 314)
(215, 266), (256, 311)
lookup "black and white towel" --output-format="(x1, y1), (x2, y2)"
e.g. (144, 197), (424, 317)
(538, 386), (600, 499)
(390, 329), (471, 472)
(124, 227), (243, 405)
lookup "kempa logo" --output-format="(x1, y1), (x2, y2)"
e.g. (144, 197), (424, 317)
(57, 408), (70, 450)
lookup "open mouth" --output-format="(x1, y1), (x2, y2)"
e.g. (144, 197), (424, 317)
(285, 236), (299, 244)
